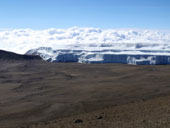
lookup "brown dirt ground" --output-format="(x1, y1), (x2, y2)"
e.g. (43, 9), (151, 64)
(0, 60), (170, 128)
(29, 95), (170, 128)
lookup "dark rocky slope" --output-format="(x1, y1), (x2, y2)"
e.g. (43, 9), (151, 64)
(0, 50), (41, 60)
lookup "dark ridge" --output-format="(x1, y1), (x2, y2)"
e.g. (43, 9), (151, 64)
(0, 50), (41, 60)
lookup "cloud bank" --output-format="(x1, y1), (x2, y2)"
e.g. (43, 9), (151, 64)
(0, 27), (170, 54)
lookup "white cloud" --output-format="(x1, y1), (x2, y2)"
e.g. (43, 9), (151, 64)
(0, 27), (170, 54)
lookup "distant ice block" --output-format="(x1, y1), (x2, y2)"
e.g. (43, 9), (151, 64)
(26, 47), (170, 65)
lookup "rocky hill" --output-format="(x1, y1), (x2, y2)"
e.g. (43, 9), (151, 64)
(0, 50), (41, 60)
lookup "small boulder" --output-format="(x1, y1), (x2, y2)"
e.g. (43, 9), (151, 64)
(97, 116), (103, 119)
(75, 119), (83, 123)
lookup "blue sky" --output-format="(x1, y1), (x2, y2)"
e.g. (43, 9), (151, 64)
(0, 0), (170, 29)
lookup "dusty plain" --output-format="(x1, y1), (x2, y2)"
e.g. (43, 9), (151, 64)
(0, 57), (170, 128)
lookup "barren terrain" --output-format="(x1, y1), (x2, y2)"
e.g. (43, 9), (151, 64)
(0, 57), (170, 128)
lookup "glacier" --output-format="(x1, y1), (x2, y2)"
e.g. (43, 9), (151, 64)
(26, 47), (170, 65)
(1, 27), (170, 65)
